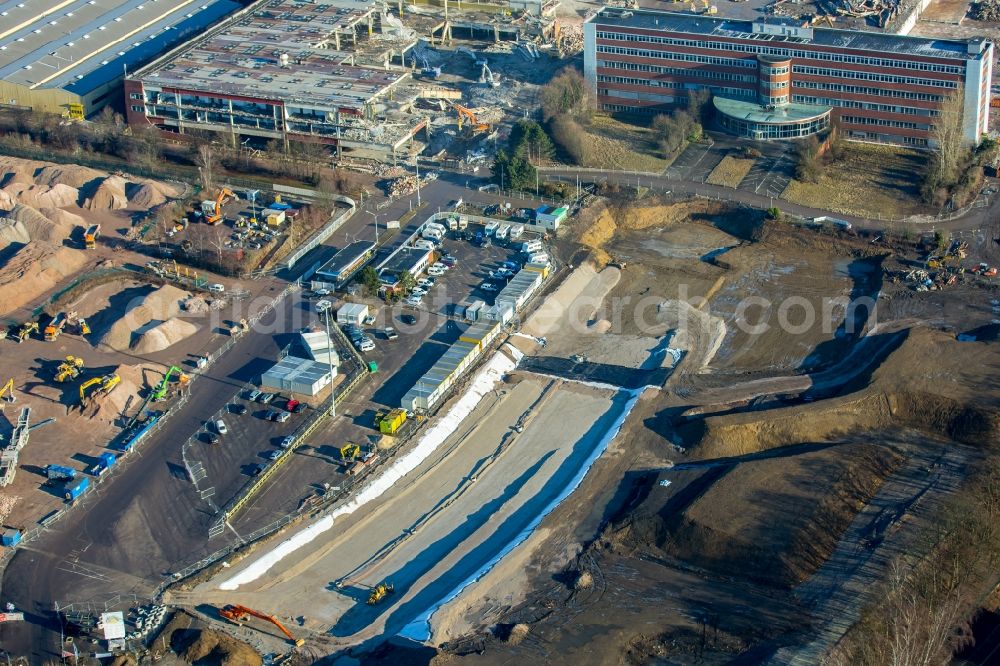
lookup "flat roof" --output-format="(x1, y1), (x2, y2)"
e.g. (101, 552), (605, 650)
(379, 246), (431, 279)
(0, 0), (240, 92)
(588, 8), (989, 60)
(262, 355), (332, 386)
(135, 0), (415, 111)
(713, 96), (831, 124)
(316, 240), (375, 279)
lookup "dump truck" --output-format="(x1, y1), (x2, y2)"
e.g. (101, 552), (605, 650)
(219, 605), (304, 647)
(44, 313), (68, 342)
(84, 224), (100, 249)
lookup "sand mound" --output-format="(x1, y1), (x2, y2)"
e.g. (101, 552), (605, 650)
(132, 317), (198, 354)
(0, 188), (15, 211)
(574, 571), (594, 590)
(32, 164), (106, 189)
(0, 242), (88, 314)
(99, 284), (190, 351)
(181, 628), (262, 666)
(8, 203), (75, 244)
(125, 182), (168, 209)
(39, 206), (84, 235)
(83, 176), (128, 210)
(34, 183), (79, 208)
(0, 218), (30, 246)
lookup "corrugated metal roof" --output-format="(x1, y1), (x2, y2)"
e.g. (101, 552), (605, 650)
(262, 355), (331, 386)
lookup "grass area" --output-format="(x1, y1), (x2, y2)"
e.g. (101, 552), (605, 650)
(780, 142), (931, 219)
(581, 115), (671, 173)
(706, 155), (756, 188)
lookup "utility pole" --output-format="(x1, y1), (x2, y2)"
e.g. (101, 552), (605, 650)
(323, 309), (336, 417)
(367, 210), (379, 244)
(414, 157), (421, 206)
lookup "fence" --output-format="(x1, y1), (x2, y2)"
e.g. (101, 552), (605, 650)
(281, 195), (358, 271)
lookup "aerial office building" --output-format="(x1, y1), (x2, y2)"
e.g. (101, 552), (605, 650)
(583, 9), (993, 146)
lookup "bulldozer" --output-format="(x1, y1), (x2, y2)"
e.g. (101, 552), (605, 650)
(219, 604), (304, 647)
(15, 321), (38, 343)
(54, 356), (85, 383)
(340, 443), (361, 462)
(367, 581), (395, 605)
(79, 374), (120, 407)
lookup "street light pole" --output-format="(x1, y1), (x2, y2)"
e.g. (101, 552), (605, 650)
(415, 157), (421, 206)
(367, 210), (379, 244)
(323, 309), (336, 417)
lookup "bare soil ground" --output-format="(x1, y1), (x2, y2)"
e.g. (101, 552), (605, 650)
(780, 143), (932, 219)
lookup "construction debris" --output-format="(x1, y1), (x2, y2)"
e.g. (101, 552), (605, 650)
(971, 0), (1000, 21)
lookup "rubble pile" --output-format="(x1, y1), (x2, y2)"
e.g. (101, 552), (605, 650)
(971, 0), (1000, 21)
(388, 175), (418, 197)
(558, 23), (584, 55)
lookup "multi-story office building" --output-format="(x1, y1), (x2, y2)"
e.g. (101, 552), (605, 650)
(584, 9), (993, 146)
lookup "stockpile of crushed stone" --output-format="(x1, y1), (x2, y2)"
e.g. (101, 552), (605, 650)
(99, 284), (190, 351)
(132, 318), (199, 354)
(82, 175), (128, 210)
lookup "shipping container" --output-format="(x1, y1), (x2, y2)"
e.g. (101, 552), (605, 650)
(64, 477), (89, 502)
(524, 261), (551, 279)
(1, 528), (21, 547)
(45, 464), (77, 481)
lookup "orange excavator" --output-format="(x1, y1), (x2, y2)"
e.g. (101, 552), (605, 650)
(452, 103), (490, 135)
(201, 187), (235, 225)
(218, 604), (304, 646)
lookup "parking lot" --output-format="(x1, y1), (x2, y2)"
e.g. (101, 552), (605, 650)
(232, 220), (551, 529)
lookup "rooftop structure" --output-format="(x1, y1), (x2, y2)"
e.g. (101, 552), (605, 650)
(125, 0), (427, 157)
(299, 331), (340, 368)
(377, 246), (432, 286)
(0, 0), (241, 117)
(584, 8), (993, 146)
(261, 354), (332, 396)
(313, 240), (376, 287)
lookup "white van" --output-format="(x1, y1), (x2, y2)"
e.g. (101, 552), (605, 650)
(208, 283), (225, 293)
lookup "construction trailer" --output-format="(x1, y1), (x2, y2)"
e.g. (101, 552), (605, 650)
(375, 408), (407, 435)
(261, 356), (333, 396)
(337, 303), (369, 326)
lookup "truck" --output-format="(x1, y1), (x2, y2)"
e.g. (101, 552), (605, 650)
(45, 464), (77, 481)
(64, 477), (89, 502)
(44, 312), (67, 342)
(84, 224), (100, 250)
(88, 452), (117, 477)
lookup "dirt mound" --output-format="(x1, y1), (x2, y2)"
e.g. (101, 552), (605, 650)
(0, 218), (30, 246)
(131, 317), (198, 354)
(610, 444), (901, 588)
(33, 183), (79, 208)
(99, 284), (189, 351)
(182, 628), (262, 666)
(125, 182), (168, 208)
(83, 176), (128, 210)
(0, 188), (15, 211)
(39, 206), (84, 238)
(181, 296), (210, 314)
(9, 203), (75, 244)
(0, 242), (88, 314)
(696, 329), (1000, 458)
(32, 163), (106, 189)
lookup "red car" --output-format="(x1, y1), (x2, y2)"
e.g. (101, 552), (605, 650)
(285, 399), (299, 412)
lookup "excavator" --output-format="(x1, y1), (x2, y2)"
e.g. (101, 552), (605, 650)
(452, 103), (490, 135)
(219, 604), (305, 647)
(79, 374), (120, 407)
(15, 321), (38, 343)
(152, 365), (189, 401)
(54, 356), (85, 383)
(367, 581), (394, 605)
(340, 443), (361, 462)
(201, 187), (235, 225)
(0, 379), (15, 404)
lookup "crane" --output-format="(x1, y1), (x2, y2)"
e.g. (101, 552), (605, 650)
(152, 365), (189, 401)
(452, 103), (490, 135)
(201, 187), (235, 225)
(218, 605), (305, 647)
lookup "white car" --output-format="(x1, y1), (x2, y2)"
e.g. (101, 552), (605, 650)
(427, 267), (446, 277)
(411, 287), (427, 297)
(315, 299), (333, 313)
(404, 295), (423, 307)
(431, 262), (449, 271)
(313, 288), (330, 297)
(417, 278), (435, 288)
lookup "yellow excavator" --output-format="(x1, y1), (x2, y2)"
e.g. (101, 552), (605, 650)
(54, 356), (85, 383)
(340, 443), (361, 462)
(0, 379), (15, 404)
(452, 103), (491, 135)
(202, 187), (235, 225)
(79, 374), (120, 406)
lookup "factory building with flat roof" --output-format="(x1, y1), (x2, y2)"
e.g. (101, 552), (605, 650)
(584, 9), (993, 147)
(124, 0), (426, 158)
(0, 0), (242, 117)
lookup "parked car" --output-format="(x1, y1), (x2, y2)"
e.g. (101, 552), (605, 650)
(230, 403), (248, 416)
(265, 449), (282, 460)
(384, 327), (398, 340)
(265, 409), (279, 421)
(291, 402), (307, 414)
(417, 278), (435, 288)
(400, 314), (416, 325)
(404, 296), (422, 307)
(272, 410), (290, 423)
(480, 282), (500, 292)
(358, 339), (376, 353)
(363, 314), (377, 326)
(257, 392), (275, 404)
(442, 255), (457, 265)
(246, 389), (262, 402)
(411, 287), (427, 297)
(250, 463), (266, 476)
(313, 288), (330, 297)
(279, 435), (296, 449)
(431, 262), (449, 271)
(204, 431), (219, 445)
(214, 419), (228, 435)
(285, 398), (300, 412)
(427, 267), (446, 277)
(502, 260), (520, 272)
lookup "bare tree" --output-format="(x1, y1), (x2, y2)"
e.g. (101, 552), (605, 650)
(540, 68), (596, 124)
(208, 226), (227, 263)
(196, 143), (216, 191)
(923, 85), (970, 203)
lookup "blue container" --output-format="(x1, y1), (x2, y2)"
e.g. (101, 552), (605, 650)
(98, 452), (117, 469)
(46, 464), (77, 481)
(1, 528), (21, 547)
(64, 477), (89, 502)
